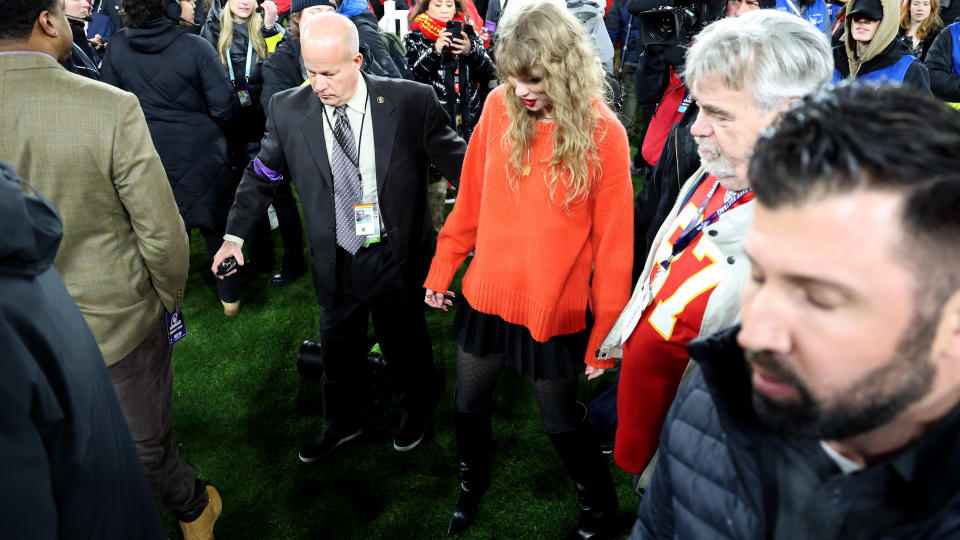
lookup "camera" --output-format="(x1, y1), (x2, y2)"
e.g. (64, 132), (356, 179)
(627, 0), (726, 49)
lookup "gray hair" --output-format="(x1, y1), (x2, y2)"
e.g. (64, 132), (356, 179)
(683, 10), (834, 113)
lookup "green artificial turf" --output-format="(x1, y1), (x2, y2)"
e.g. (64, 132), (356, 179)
(163, 168), (645, 538)
(164, 231), (639, 539)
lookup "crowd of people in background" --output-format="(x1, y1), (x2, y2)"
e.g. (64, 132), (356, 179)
(3, 0), (960, 536)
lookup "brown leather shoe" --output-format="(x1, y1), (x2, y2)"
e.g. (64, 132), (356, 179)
(179, 485), (222, 540)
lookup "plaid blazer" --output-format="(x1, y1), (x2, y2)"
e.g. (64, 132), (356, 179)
(0, 52), (189, 365)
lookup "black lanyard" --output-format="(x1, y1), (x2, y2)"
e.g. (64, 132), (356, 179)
(321, 91), (370, 170)
(658, 174), (752, 272)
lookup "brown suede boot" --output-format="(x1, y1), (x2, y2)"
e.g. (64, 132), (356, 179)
(179, 485), (222, 540)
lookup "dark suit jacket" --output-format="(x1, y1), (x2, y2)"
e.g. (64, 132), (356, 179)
(227, 73), (467, 307)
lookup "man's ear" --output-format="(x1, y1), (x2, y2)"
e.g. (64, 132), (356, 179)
(930, 290), (960, 362)
(37, 10), (60, 37)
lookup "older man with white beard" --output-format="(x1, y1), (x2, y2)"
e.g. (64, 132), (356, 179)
(595, 9), (834, 481)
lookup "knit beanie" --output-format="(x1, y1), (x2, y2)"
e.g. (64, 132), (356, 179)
(290, 0), (336, 12)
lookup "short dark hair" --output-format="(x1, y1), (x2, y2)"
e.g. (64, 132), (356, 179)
(0, 0), (61, 41)
(123, 0), (166, 28)
(749, 83), (960, 310)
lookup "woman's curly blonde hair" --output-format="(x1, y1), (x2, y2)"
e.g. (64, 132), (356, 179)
(496, 0), (608, 210)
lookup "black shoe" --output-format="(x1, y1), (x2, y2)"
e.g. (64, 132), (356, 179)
(394, 408), (429, 451)
(270, 268), (305, 287)
(298, 425), (362, 463)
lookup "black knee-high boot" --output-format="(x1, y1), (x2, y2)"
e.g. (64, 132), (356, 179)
(447, 408), (492, 536)
(548, 412), (619, 540)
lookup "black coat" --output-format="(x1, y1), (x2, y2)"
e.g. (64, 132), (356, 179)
(926, 23), (960, 101)
(261, 36), (305, 115)
(403, 27), (495, 140)
(899, 27), (940, 62)
(353, 11), (405, 79)
(201, 1), (281, 152)
(0, 162), (164, 540)
(101, 19), (236, 230)
(226, 74), (467, 306)
(262, 34), (410, 116)
(63, 19), (101, 80)
(633, 103), (699, 284)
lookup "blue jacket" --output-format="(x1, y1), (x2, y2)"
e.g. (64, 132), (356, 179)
(832, 38), (931, 92)
(631, 326), (960, 539)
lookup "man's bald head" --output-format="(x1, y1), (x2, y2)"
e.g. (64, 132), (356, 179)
(300, 12), (363, 107)
(301, 12), (359, 62)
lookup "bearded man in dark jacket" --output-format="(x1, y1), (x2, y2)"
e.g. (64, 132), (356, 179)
(633, 85), (960, 540)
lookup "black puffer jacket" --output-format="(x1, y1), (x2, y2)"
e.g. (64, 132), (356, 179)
(101, 19), (236, 230)
(632, 326), (960, 539)
(403, 25), (495, 140)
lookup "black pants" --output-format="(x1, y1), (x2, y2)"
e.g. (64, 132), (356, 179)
(198, 227), (240, 303)
(272, 181), (305, 275)
(319, 242), (438, 427)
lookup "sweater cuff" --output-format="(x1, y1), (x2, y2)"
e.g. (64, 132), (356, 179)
(423, 258), (460, 293)
(585, 320), (617, 370)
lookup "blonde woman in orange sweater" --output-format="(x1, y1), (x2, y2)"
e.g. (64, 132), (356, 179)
(423, 2), (633, 536)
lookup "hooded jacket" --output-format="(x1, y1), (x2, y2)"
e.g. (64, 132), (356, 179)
(0, 162), (165, 539)
(101, 19), (237, 230)
(833, 0), (931, 91)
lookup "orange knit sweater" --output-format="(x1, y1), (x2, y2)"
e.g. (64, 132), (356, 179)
(423, 86), (634, 369)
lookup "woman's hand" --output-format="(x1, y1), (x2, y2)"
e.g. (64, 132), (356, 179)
(450, 31), (471, 55)
(434, 30), (452, 54)
(585, 365), (606, 380)
(261, 0), (278, 29)
(425, 289), (455, 310)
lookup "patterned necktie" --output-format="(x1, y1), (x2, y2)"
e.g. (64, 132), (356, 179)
(331, 105), (364, 254)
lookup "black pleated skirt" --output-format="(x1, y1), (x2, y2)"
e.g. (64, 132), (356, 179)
(450, 297), (590, 381)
